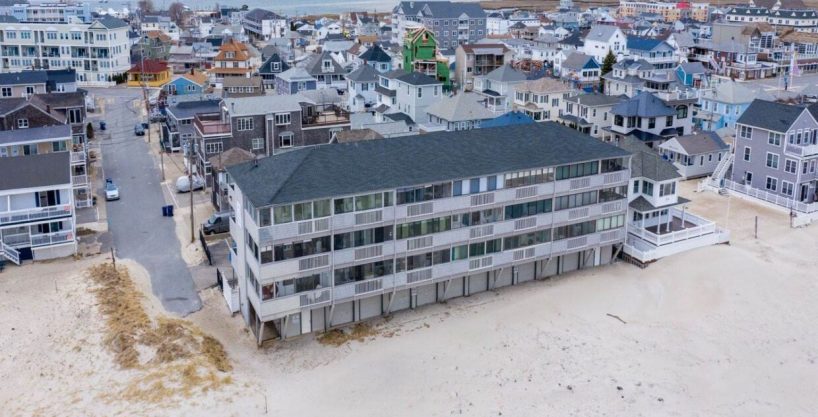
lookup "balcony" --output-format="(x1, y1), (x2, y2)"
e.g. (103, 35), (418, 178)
(194, 113), (231, 137)
(785, 143), (818, 157)
(72, 174), (88, 186)
(0, 205), (72, 226)
(625, 208), (728, 262)
(70, 151), (86, 165)
(30, 230), (74, 247)
(302, 104), (350, 127)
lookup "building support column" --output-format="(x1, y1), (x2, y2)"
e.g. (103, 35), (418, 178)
(328, 304), (336, 327)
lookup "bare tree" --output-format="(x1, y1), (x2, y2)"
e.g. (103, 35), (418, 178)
(137, 0), (154, 15)
(168, 2), (186, 26)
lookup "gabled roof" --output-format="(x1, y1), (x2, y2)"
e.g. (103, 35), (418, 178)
(517, 77), (573, 94)
(244, 8), (284, 21)
(677, 61), (706, 75)
(585, 25), (621, 42)
(277, 67), (316, 82)
(346, 64), (379, 82)
(484, 65), (527, 83)
(565, 93), (626, 107)
(167, 99), (221, 120)
(227, 122), (630, 207)
(700, 81), (768, 104)
(215, 39), (251, 62)
(562, 52), (598, 70)
(459, 43), (510, 55)
(179, 70), (208, 86)
(95, 15), (129, 29)
(412, 1), (485, 18)
(359, 43), (391, 62)
(611, 91), (674, 117)
(615, 136), (680, 182)
(425, 92), (494, 122)
(666, 131), (729, 155)
(259, 53), (290, 74)
(626, 36), (670, 52)
(303, 51), (345, 75)
(0, 124), (71, 146)
(128, 59), (169, 74)
(0, 152), (70, 192)
(560, 31), (585, 47)
(208, 147), (256, 171)
(395, 71), (440, 86)
(0, 70), (48, 86)
(737, 99), (808, 132)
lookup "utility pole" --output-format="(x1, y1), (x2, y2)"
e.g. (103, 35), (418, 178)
(140, 38), (165, 181)
(189, 146), (195, 243)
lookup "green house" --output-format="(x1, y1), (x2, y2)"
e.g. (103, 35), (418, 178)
(403, 27), (452, 90)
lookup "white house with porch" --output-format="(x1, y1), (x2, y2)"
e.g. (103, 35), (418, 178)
(0, 152), (77, 265)
(616, 137), (729, 264)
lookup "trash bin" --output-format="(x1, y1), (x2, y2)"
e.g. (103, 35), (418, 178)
(167, 205), (174, 217)
(161, 205), (174, 217)
(99, 121), (107, 131)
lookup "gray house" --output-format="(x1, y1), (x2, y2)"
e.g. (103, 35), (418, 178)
(728, 100), (818, 206)
(194, 95), (350, 186)
(658, 131), (729, 179)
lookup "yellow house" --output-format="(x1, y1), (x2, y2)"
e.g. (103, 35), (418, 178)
(127, 59), (172, 87)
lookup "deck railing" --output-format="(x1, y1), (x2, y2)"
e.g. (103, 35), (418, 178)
(628, 208), (716, 247)
(723, 179), (818, 214)
(0, 205), (72, 225)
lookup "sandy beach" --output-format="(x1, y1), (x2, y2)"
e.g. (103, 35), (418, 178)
(1, 180), (817, 416)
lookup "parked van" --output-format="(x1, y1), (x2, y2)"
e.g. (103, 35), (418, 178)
(202, 212), (230, 235)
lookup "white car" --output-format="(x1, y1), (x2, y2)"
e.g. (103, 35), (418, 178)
(105, 178), (120, 201)
(176, 175), (205, 193)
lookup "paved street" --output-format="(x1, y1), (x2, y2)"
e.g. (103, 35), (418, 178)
(90, 87), (202, 316)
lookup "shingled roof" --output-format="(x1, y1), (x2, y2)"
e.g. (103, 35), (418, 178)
(227, 123), (631, 207)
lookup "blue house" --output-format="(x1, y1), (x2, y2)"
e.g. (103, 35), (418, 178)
(626, 36), (676, 70)
(274, 67), (317, 95)
(164, 71), (208, 96)
(259, 52), (290, 90)
(481, 111), (535, 128)
(359, 43), (392, 73)
(694, 81), (770, 131)
(675, 62), (707, 88)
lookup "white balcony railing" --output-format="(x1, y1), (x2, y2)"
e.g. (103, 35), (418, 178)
(0, 205), (72, 225)
(723, 179), (818, 214)
(30, 230), (74, 247)
(70, 151), (86, 165)
(72, 174), (89, 186)
(628, 209), (716, 247)
(784, 143), (818, 158)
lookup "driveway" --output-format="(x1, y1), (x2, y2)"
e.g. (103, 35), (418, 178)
(92, 87), (202, 316)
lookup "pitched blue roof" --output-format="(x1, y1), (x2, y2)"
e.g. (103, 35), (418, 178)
(626, 36), (667, 52)
(481, 111), (535, 128)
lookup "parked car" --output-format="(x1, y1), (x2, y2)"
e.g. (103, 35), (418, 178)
(202, 212), (231, 235)
(134, 123), (145, 136)
(104, 178), (119, 201)
(175, 175), (205, 193)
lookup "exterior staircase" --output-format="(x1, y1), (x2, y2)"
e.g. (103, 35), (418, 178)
(0, 242), (21, 265)
(707, 152), (734, 189)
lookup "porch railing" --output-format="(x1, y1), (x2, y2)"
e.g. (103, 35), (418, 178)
(723, 179), (818, 214)
(72, 174), (89, 186)
(30, 230), (74, 247)
(70, 151), (86, 165)
(0, 241), (20, 265)
(0, 205), (72, 225)
(628, 208), (716, 247)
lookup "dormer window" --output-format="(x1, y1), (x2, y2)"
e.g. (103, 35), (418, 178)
(226, 52), (235, 59)
(272, 62), (280, 71)
(322, 59), (332, 72)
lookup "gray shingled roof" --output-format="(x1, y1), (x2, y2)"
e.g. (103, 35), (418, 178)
(303, 51), (346, 76)
(425, 92), (494, 122)
(359, 43), (391, 62)
(227, 122), (631, 207)
(244, 8), (283, 21)
(671, 131), (729, 155)
(346, 64), (379, 82)
(484, 65), (527, 83)
(167, 99), (221, 120)
(565, 93), (626, 107)
(736, 99), (807, 132)
(95, 15), (129, 29)
(629, 195), (690, 212)
(0, 124), (71, 145)
(611, 92), (675, 117)
(0, 152), (70, 192)
(615, 136), (679, 181)
(224, 95), (306, 116)
(0, 70), (48, 85)
(396, 71), (440, 86)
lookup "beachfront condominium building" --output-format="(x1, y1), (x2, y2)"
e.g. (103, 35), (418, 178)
(728, 100), (818, 208)
(0, 14), (131, 85)
(241, 8), (287, 41)
(392, 1), (486, 48)
(8, 0), (92, 24)
(224, 123), (632, 342)
(617, 0), (710, 22)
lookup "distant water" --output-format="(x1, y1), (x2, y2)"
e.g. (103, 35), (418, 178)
(91, 0), (406, 16)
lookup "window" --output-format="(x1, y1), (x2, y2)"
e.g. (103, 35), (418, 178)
(396, 182), (452, 204)
(739, 125), (752, 139)
(658, 182), (676, 197)
(71, 32), (82, 40)
(665, 116), (673, 127)
(765, 152), (779, 169)
(236, 117), (253, 131)
(648, 117), (655, 129)
(417, 87), (422, 98)
(487, 175), (497, 191)
(1, 87), (10, 97)
(470, 178), (480, 193)
(17, 118), (28, 129)
(205, 142), (222, 154)
(745, 171), (753, 184)
(768, 131), (782, 146)
(632, 180), (640, 194)
(251, 138), (264, 150)
(743, 146), (751, 162)
(642, 181), (654, 196)
(273, 205), (293, 223)
(781, 181), (794, 196)
(675, 105), (688, 119)
(278, 132), (293, 148)
(765, 176), (777, 191)
(274, 113), (290, 125)
(785, 159), (797, 174)
(273, 235), (331, 261)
